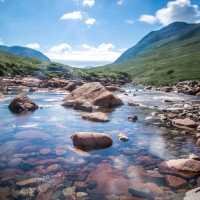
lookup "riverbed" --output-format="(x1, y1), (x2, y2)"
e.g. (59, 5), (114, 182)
(0, 87), (200, 200)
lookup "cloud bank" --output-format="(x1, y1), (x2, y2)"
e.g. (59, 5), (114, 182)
(45, 43), (122, 67)
(139, 0), (200, 25)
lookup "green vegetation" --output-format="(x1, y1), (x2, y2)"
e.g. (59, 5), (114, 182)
(0, 51), (41, 76)
(2, 22), (200, 86)
(87, 22), (200, 86)
(0, 51), (73, 78)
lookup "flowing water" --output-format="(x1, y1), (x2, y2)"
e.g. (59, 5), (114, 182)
(0, 87), (200, 200)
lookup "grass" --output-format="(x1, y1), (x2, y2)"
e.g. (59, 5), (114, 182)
(86, 33), (200, 86)
(0, 51), (74, 78)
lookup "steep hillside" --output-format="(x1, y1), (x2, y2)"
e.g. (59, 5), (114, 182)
(88, 22), (200, 86)
(0, 45), (50, 62)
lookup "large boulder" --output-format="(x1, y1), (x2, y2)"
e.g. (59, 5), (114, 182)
(81, 112), (109, 122)
(71, 132), (113, 150)
(9, 95), (39, 114)
(63, 82), (123, 111)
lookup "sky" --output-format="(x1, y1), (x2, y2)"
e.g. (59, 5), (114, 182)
(0, 0), (200, 67)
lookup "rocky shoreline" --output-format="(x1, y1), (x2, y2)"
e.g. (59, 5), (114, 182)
(145, 80), (200, 96)
(1, 76), (200, 199)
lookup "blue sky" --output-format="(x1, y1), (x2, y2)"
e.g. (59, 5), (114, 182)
(0, 0), (200, 67)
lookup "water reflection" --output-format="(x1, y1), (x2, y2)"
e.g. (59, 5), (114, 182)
(0, 90), (199, 199)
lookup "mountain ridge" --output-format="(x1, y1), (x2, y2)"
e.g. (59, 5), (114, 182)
(115, 22), (198, 64)
(0, 45), (50, 62)
(86, 21), (200, 86)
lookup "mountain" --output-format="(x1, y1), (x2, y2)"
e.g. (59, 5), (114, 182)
(87, 22), (200, 85)
(0, 45), (50, 62)
(115, 22), (196, 64)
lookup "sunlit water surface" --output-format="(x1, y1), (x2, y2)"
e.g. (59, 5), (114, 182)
(0, 87), (200, 200)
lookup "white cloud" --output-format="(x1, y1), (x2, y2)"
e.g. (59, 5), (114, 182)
(45, 43), (122, 66)
(117, 0), (124, 5)
(60, 10), (96, 26)
(125, 19), (134, 25)
(60, 11), (83, 20)
(85, 18), (96, 25)
(25, 43), (41, 50)
(83, 0), (95, 7)
(48, 43), (72, 53)
(139, 15), (157, 24)
(139, 0), (200, 25)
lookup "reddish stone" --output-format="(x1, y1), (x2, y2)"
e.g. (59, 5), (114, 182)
(159, 158), (200, 178)
(87, 162), (129, 195)
(71, 132), (113, 150)
(9, 95), (38, 114)
(172, 118), (197, 128)
(165, 175), (187, 188)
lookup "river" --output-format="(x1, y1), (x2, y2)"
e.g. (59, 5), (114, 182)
(0, 87), (200, 200)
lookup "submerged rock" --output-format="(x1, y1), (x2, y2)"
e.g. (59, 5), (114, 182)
(71, 132), (113, 150)
(9, 95), (38, 113)
(128, 116), (138, 122)
(87, 162), (129, 195)
(165, 175), (187, 188)
(81, 112), (109, 122)
(63, 82), (123, 111)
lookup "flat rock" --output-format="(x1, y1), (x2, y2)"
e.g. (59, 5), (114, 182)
(160, 158), (200, 172)
(81, 112), (109, 122)
(172, 118), (197, 128)
(71, 132), (113, 150)
(159, 158), (200, 178)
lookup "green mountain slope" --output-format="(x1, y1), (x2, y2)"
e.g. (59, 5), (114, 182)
(88, 22), (200, 86)
(0, 45), (50, 62)
(0, 51), (73, 78)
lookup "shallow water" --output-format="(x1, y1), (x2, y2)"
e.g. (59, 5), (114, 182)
(0, 88), (200, 200)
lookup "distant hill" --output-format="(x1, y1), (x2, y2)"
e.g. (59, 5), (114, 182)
(0, 45), (50, 62)
(0, 51), (73, 78)
(87, 22), (200, 85)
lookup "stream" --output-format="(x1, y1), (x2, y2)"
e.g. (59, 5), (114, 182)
(0, 86), (200, 200)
